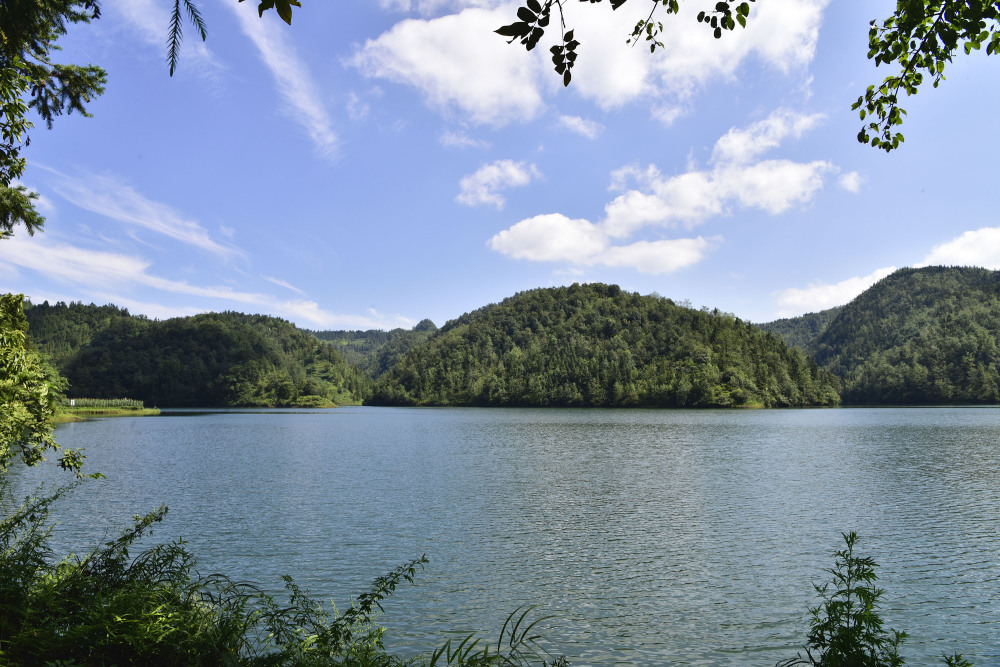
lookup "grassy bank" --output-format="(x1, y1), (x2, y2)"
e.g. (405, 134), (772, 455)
(54, 406), (161, 422)
(53, 398), (160, 422)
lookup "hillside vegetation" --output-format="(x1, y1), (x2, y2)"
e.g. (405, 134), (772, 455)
(759, 307), (842, 349)
(25, 302), (370, 407)
(370, 283), (840, 408)
(311, 319), (437, 379)
(802, 266), (1000, 404)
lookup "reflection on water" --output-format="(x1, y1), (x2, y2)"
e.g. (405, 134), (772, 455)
(12, 407), (1000, 665)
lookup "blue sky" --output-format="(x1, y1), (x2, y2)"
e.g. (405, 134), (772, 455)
(3, 0), (998, 330)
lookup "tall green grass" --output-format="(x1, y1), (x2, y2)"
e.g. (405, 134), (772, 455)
(61, 398), (146, 409)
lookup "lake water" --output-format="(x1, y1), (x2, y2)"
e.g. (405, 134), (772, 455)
(8, 407), (1000, 665)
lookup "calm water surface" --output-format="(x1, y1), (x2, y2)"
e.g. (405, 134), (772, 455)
(10, 407), (1000, 665)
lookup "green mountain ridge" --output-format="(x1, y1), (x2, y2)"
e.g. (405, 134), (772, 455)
(24, 302), (370, 407)
(24, 267), (1000, 409)
(761, 266), (1000, 404)
(368, 283), (840, 408)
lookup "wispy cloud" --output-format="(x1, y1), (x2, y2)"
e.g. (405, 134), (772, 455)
(0, 234), (413, 329)
(44, 169), (241, 259)
(224, 1), (338, 158)
(558, 115), (604, 140)
(262, 275), (306, 294)
(457, 160), (540, 209)
(712, 108), (824, 164)
(441, 130), (491, 149)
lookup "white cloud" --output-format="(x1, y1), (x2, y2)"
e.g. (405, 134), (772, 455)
(224, 1), (338, 158)
(352, 1), (828, 126)
(489, 107), (834, 275)
(350, 7), (546, 126)
(599, 237), (717, 274)
(533, 0), (828, 109)
(603, 170), (721, 237)
(558, 115), (604, 139)
(45, 170), (240, 259)
(776, 266), (897, 315)
(648, 0), (828, 100)
(489, 214), (607, 262)
(721, 159), (832, 214)
(602, 109), (834, 236)
(838, 171), (862, 193)
(920, 227), (1000, 269)
(487, 213), (717, 275)
(457, 159), (540, 208)
(106, 0), (223, 78)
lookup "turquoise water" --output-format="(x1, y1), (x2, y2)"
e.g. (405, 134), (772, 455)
(11, 407), (1000, 665)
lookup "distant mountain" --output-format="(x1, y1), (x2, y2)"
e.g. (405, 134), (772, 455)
(25, 302), (370, 407)
(800, 266), (1000, 404)
(759, 307), (842, 349)
(369, 283), (840, 408)
(311, 319), (437, 379)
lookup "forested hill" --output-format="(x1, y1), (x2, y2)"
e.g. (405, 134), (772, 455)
(311, 319), (437, 379)
(369, 283), (840, 408)
(759, 307), (842, 349)
(24, 302), (370, 407)
(799, 266), (1000, 404)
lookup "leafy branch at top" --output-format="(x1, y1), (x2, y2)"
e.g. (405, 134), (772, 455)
(855, 0), (1000, 152)
(496, 1), (755, 85)
(498, 0), (998, 153)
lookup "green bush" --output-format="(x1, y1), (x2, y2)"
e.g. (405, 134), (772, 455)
(779, 532), (970, 667)
(0, 481), (566, 667)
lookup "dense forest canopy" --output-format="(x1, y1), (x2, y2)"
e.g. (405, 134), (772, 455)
(311, 319), (437, 379)
(370, 283), (840, 408)
(24, 268), (1000, 410)
(761, 266), (1000, 405)
(24, 301), (369, 407)
(808, 266), (1000, 404)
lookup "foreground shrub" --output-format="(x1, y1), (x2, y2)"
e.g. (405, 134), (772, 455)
(778, 532), (970, 667)
(0, 482), (565, 666)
